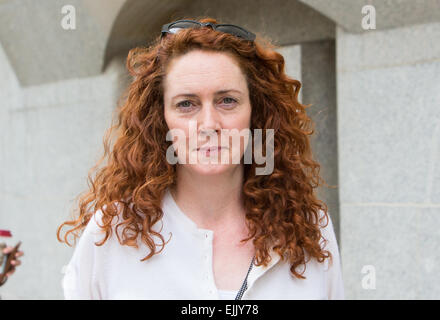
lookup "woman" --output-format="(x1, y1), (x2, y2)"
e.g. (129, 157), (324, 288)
(57, 17), (344, 300)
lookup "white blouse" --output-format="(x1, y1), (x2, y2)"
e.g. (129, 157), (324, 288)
(62, 188), (345, 299)
(218, 289), (237, 300)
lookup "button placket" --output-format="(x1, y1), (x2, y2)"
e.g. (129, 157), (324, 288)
(201, 230), (215, 296)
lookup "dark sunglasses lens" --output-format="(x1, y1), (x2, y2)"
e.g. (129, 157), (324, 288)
(216, 26), (253, 40)
(168, 21), (201, 34)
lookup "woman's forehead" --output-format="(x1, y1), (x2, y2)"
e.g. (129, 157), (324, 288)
(167, 50), (243, 75)
(164, 51), (247, 94)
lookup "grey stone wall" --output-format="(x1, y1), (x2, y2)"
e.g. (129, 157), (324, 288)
(301, 40), (340, 245)
(337, 22), (440, 299)
(0, 45), (128, 299)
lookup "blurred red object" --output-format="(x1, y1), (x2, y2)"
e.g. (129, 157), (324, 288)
(0, 230), (12, 237)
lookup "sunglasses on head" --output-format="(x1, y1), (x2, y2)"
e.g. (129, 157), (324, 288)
(161, 19), (256, 42)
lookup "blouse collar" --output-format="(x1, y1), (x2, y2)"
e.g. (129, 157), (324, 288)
(162, 188), (282, 287)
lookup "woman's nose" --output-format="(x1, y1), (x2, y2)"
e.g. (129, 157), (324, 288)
(197, 103), (221, 133)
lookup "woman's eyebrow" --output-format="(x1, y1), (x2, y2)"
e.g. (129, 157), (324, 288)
(171, 89), (242, 100)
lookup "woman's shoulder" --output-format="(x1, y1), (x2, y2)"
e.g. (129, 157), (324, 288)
(311, 208), (340, 256)
(82, 199), (150, 244)
(317, 209), (336, 236)
(81, 201), (126, 241)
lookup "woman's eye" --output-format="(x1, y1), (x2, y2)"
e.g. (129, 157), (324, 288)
(222, 97), (237, 106)
(176, 100), (194, 111)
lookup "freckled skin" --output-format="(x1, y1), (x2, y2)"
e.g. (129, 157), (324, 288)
(163, 49), (252, 176)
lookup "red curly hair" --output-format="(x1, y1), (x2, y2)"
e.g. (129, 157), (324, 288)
(57, 17), (333, 279)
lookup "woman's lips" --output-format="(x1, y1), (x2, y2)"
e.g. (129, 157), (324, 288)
(196, 146), (227, 151)
(195, 146), (229, 156)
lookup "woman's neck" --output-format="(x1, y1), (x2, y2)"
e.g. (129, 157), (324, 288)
(171, 165), (246, 231)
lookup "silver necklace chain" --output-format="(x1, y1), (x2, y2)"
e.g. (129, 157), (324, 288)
(234, 255), (255, 300)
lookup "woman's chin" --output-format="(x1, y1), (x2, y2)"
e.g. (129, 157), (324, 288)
(183, 162), (239, 176)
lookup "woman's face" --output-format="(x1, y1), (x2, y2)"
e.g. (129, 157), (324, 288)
(163, 49), (252, 176)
